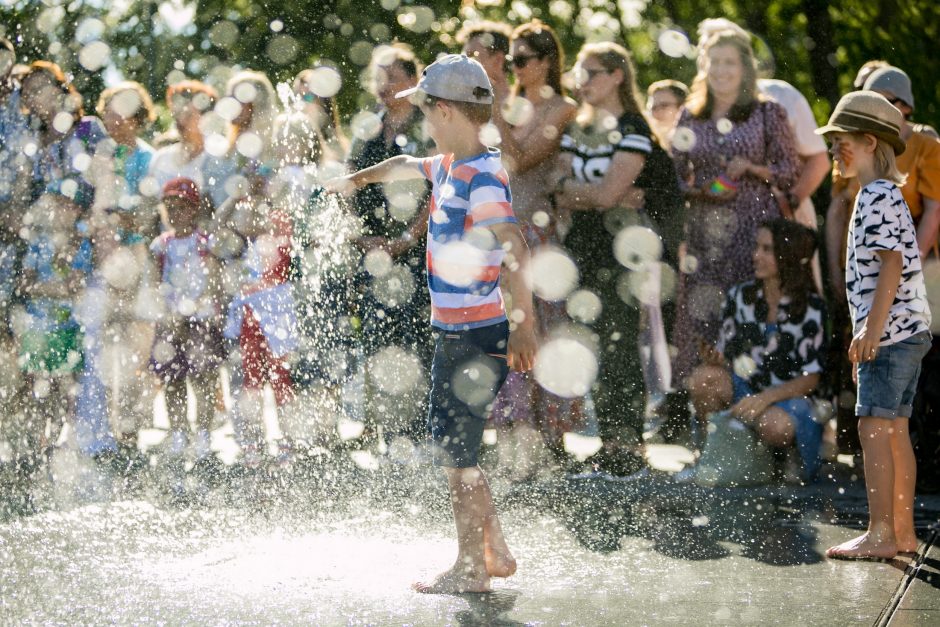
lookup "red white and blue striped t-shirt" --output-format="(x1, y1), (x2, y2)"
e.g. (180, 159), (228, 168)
(418, 149), (516, 330)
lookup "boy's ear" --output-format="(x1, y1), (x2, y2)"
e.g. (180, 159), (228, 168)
(861, 133), (879, 154)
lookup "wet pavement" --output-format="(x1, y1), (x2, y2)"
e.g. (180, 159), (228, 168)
(2, 444), (939, 626)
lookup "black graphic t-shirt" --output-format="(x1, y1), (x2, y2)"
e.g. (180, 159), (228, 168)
(717, 280), (826, 392)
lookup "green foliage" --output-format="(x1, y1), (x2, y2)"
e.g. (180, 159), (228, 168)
(0, 0), (936, 129)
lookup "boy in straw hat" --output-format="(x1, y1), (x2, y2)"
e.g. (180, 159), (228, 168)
(817, 91), (932, 559)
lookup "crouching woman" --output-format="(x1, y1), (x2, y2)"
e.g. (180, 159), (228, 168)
(686, 218), (827, 481)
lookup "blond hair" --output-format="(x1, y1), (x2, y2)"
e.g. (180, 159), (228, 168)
(873, 138), (907, 186)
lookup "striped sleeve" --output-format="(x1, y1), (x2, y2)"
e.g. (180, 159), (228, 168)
(616, 132), (652, 154)
(468, 172), (515, 227)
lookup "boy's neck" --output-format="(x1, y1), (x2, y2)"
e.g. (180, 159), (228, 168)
(445, 131), (487, 161)
(855, 161), (879, 188)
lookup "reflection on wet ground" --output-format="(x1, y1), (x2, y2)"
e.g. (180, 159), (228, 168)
(1, 449), (938, 625)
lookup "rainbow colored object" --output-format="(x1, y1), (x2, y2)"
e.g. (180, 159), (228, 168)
(709, 175), (738, 195)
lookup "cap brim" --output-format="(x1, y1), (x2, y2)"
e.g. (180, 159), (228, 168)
(394, 86), (419, 100)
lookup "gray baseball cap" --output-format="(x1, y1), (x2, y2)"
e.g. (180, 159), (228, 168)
(864, 66), (914, 110)
(395, 54), (493, 104)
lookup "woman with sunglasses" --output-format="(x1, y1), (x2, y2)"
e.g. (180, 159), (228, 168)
(553, 42), (682, 477)
(484, 20), (579, 476)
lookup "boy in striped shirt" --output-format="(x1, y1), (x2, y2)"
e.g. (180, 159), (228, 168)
(328, 54), (536, 593)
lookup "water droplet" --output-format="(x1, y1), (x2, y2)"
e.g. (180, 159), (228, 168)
(74, 17), (105, 44)
(33, 378), (51, 399)
(215, 96), (243, 121)
(732, 354), (757, 379)
(72, 152), (92, 173)
(204, 133), (230, 157)
(433, 236), (484, 282)
(209, 21), (239, 49)
(531, 247), (579, 301)
(672, 126), (697, 152)
(52, 112), (74, 134)
(364, 249), (393, 278)
(233, 82), (258, 104)
(267, 35), (299, 65)
(351, 111), (382, 141)
(368, 346), (423, 395)
(59, 179), (79, 199)
(109, 89), (142, 119)
(452, 357), (500, 407)
(101, 247), (141, 290)
(139, 176), (160, 198)
(566, 289), (603, 324)
(78, 41), (110, 71)
(235, 132), (264, 159)
(534, 338), (598, 398)
(304, 66), (342, 99)
(500, 97), (534, 127)
(658, 29), (691, 58)
(478, 123), (501, 146)
(614, 226), (662, 270)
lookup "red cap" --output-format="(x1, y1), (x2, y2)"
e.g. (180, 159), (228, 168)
(162, 177), (201, 206)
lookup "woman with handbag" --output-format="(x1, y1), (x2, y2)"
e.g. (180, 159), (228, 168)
(671, 30), (800, 382)
(686, 219), (827, 482)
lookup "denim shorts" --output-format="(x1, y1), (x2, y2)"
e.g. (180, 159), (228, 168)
(856, 331), (932, 419)
(732, 374), (821, 480)
(428, 321), (510, 468)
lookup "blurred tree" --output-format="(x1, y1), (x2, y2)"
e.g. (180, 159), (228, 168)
(0, 0), (935, 129)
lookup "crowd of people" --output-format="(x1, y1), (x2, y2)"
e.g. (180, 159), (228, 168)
(0, 14), (937, 510)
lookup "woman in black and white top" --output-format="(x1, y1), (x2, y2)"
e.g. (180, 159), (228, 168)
(553, 41), (681, 476)
(686, 218), (827, 480)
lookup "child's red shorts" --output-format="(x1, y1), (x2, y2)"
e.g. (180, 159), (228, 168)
(240, 306), (295, 406)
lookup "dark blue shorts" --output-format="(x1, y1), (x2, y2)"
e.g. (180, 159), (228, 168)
(856, 331), (932, 419)
(428, 321), (510, 468)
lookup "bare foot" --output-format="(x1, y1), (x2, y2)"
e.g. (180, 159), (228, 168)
(412, 566), (491, 594)
(826, 532), (898, 560)
(895, 530), (919, 554)
(484, 544), (517, 578)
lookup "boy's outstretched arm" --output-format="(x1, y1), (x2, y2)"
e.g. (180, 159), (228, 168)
(488, 222), (537, 372)
(324, 154), (426, 196)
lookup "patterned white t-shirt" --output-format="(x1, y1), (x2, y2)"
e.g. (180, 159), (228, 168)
(845, 179), (931, 344)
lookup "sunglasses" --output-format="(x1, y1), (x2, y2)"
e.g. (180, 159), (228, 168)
(576, 68), (611, 84)
(511, 54), (542, 69)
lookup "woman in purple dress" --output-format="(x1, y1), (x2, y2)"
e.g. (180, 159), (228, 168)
(671, 30), (800, 382)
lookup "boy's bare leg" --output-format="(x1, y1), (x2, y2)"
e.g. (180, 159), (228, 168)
(414, 466), (491, 594)
(479, 472), (517, 577)
(828, 417), (898, 559)
(889, 418), (918, 553)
